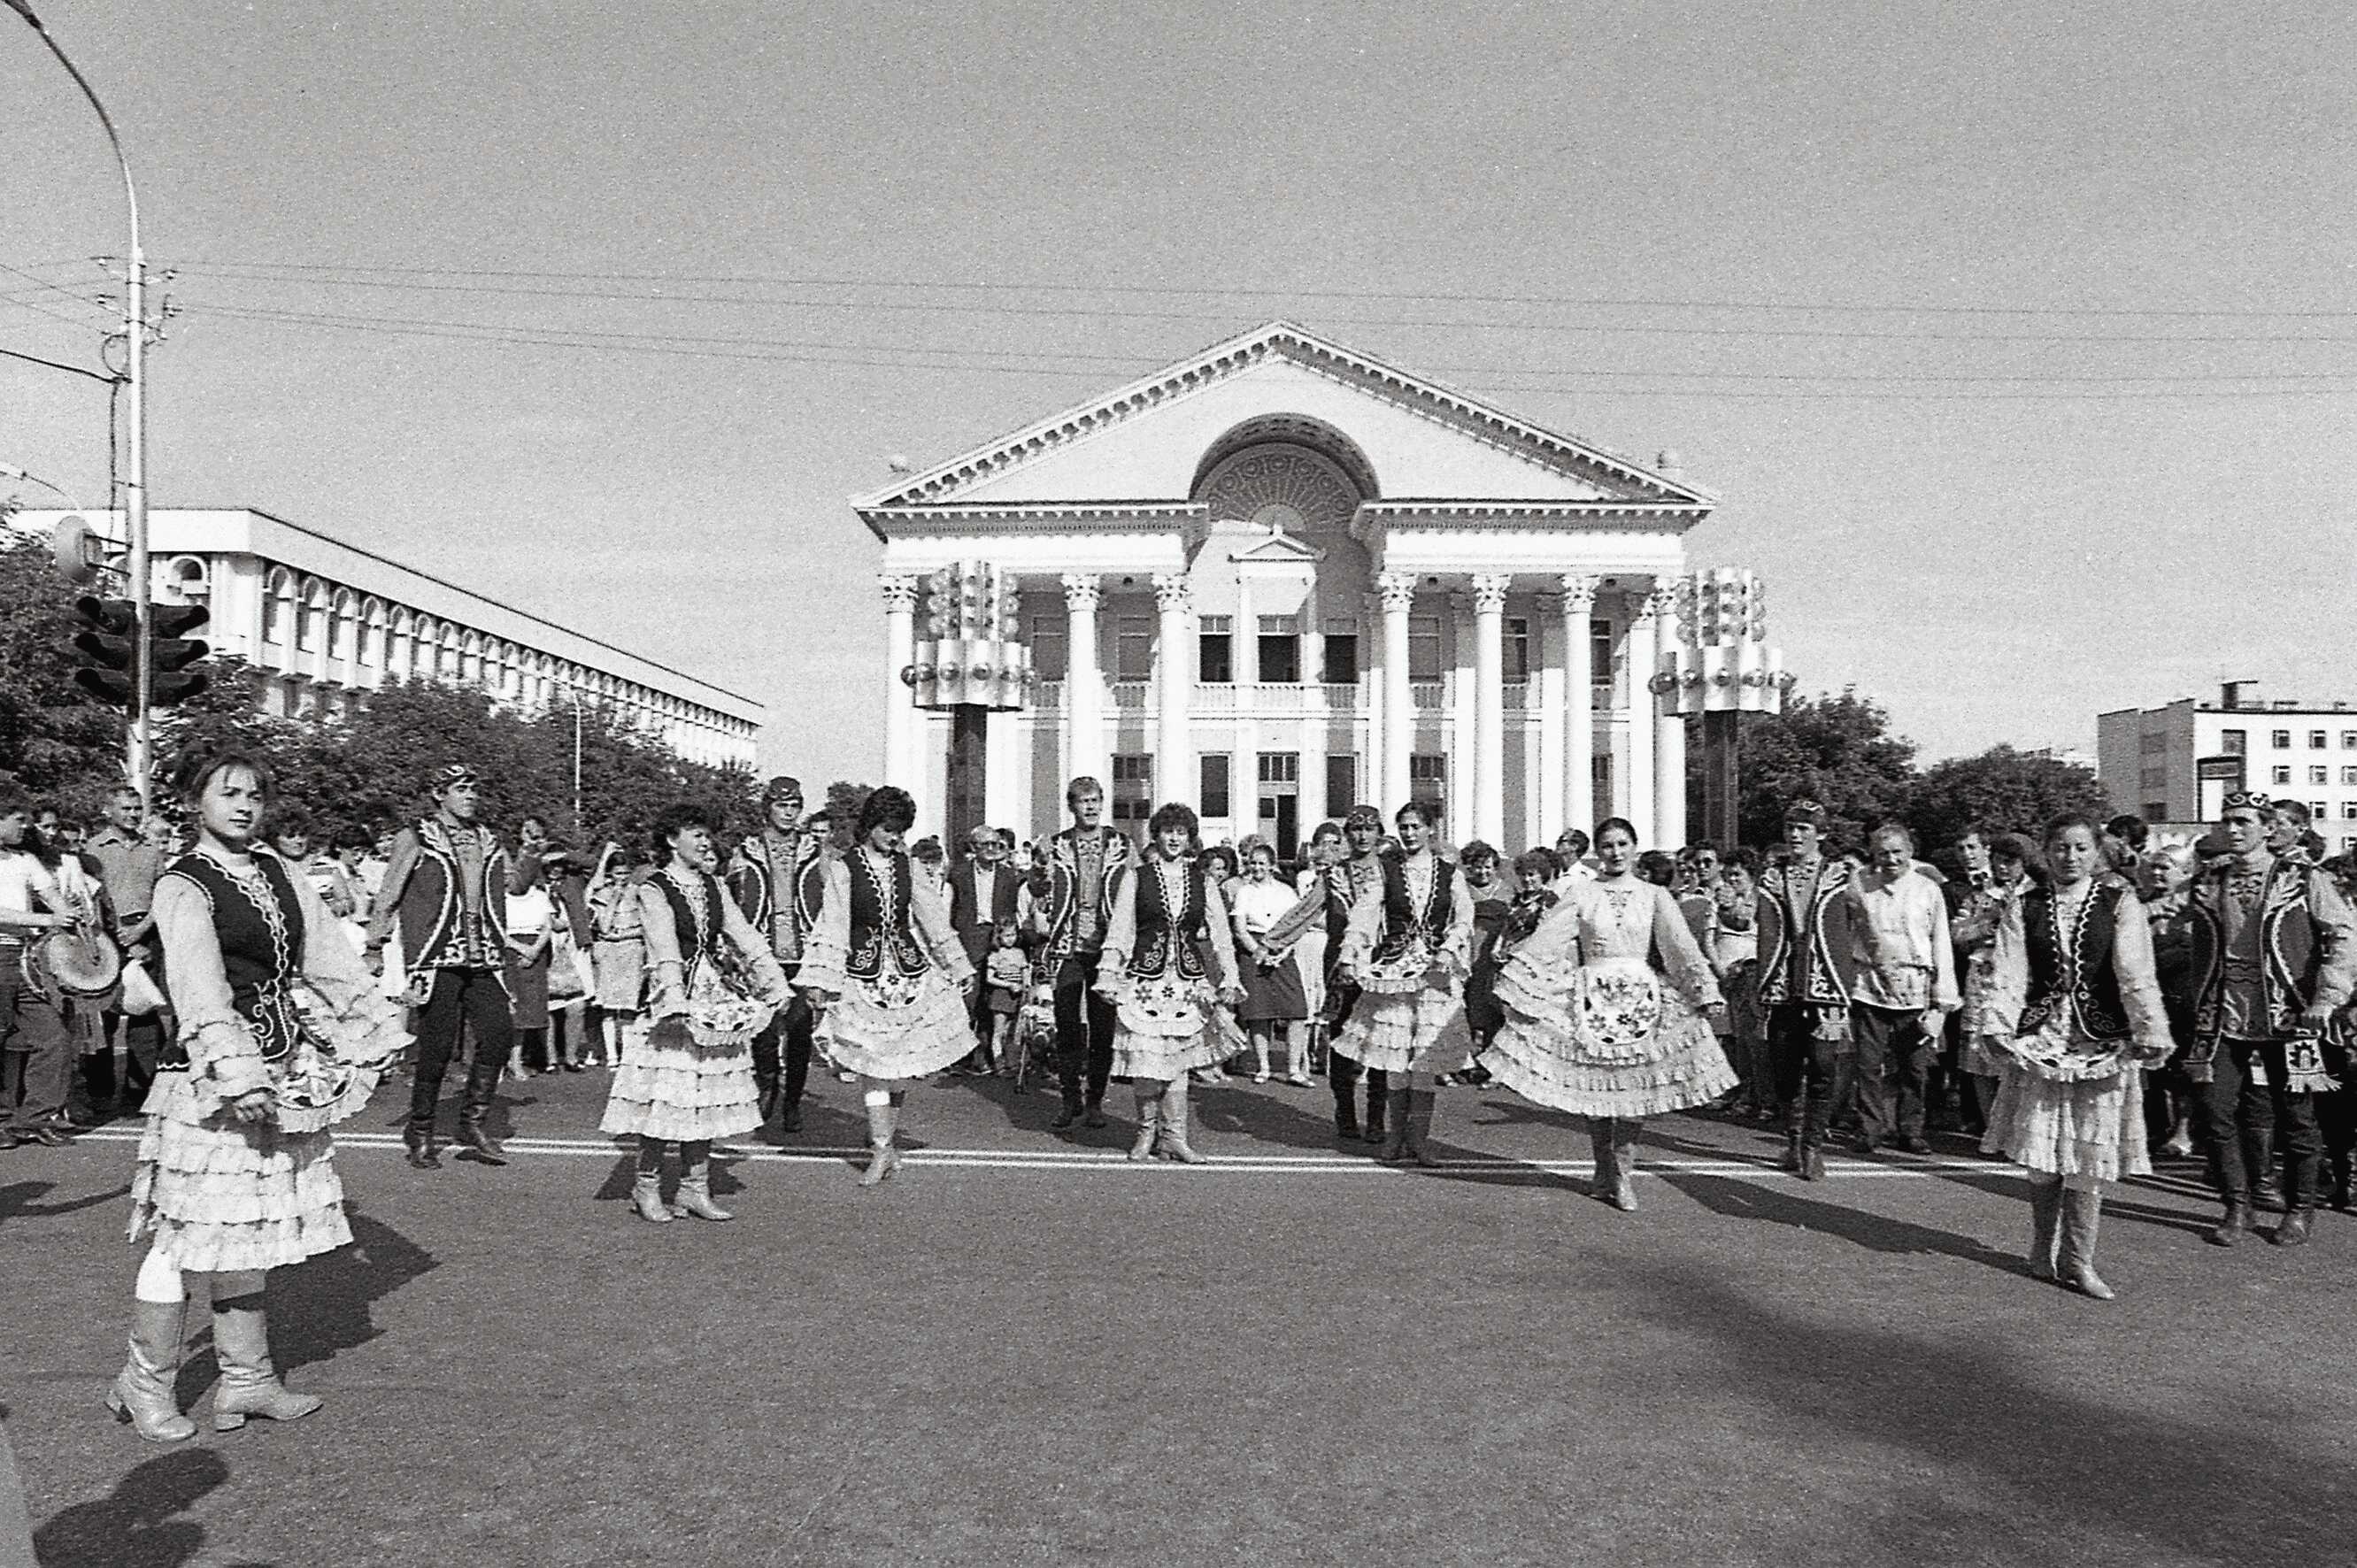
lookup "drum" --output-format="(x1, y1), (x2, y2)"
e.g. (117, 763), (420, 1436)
(26, 922), (121, 1001)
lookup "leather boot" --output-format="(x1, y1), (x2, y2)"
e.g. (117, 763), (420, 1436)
(2207, 1199), (2253, 1247)
(1378, 1087), (1413, 1163)
(403, 1123), (440, 1171)
(631, 1169), (674, 1224)
(674, 1155), (735, 1221)
(1128, 1087), (1161, 1162)
(457, 1111), (508, 1165)
(1609, 1118), (1641, 1211)
(859, 1100), (900, 1188)
(2273, 1157), (2313, 1247)
(1590, 1120), (1620, 1204)
(1779, 1101), (1803, 1173)
(2248, 1125), (2281, 1211)
(1331, 1074), (1360, 1141)
(1799, 1090), (1830, 1182)
(1405, 1089), (1442, 1169)
(1361, 1071), (1389, 1144)
(105, 1299), (196, 1443)
(2055, 1187), (2114, 1300)
(2026, 1173), (2063, 1281)
(2274, 1208), (2315, 1247)
(1157, 1080), (1207, 1164)
(211, 1287), (324, 1431)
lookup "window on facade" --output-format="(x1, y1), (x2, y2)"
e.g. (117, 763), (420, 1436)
(2343, 731), (2357, 749)
(2343, 802), (2357, 821)
(1198, 616), (1232, 684)
(2220, 729), (2245, 756)
(1325, 755), (1356, 820)
(261, 589), (283, 644)
(1115, 617), (1153, 681)
(1257, 751), (1300, 786)
(2342, 767), (2357, 786)
(296, 601), (319, 653)
(1591, 621), (1614, 688)
(1029, 614), (1066, 680)
(1199, 754), (1230, 819)
(1408, 753), (1445, 806)
(1109, 754), (1153, 826)
(2138, 731), (2167, 755)
(2312, 766), (2330, 785)
(1321, 633), (1359, 686)
(2272, 765), (2292, 785)
(1408, 614), (1442, 681)
(2273, 729), (2292, 749)
(1254, 617), (1298, 683)
(2308, 730), (2329, 749)
(2143, 802), (2168, 822)
(1504, 618), (1531, 681)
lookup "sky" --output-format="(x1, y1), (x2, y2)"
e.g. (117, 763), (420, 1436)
(6, 0), (2355, 790)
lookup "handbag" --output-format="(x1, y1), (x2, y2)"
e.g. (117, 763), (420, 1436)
(119, 957), (167, 1017)
(548, 929), (592, 1003)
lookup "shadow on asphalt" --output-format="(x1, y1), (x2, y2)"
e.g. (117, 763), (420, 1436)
(272, 1205), (438, 1375)
(1660, 1173), (2026, 1274)
(0, 1179), (131, 1227)
(1617, 1257), (2357, 1564)
(32, 1447), (274, 1568)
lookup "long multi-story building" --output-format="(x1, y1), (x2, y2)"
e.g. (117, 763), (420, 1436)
(14, 507), (762, 769)
(2098, 683), (2357, 855)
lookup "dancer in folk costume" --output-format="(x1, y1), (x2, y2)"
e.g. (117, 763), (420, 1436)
(112, 749), (406, 1443)
(1753, 800), (1856, 1180)
(1487, 818), (1733, 1211)
(1975, 814), (2175, 1298)
(601, 803), (792, 1224)
(798, 787), (976, 1185)
(1265, 805), (1393, 1143)
(1096, 803), (1244, 1163)
(1329, 800), (1475, 1165)
(726, 775), (828, 1134)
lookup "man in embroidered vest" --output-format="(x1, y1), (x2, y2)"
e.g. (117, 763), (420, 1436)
(366, 763), (517, 1168)
(727, 775), (827, 1135)
(2175, 791), (2357, 1247)
(1842, 822), (1960, 1156)
(1024, 778), (1133, 1131)
(1754, 800), (1856, 1180)
(947, 826), (1021, 1072)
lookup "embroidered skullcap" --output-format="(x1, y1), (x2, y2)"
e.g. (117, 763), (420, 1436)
(1344, 803), (1383, 831)
(430, 762), (479, 792)
(762, 774), (805, 804)
(1783, 798), (1828, 828)
(2221, 789), (2271, 814)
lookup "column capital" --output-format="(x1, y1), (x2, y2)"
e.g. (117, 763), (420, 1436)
(879, 573), (920, 612)
(1151, 571), (1191, 614)
(1374, 570), (1419, 612)
(1469, 573), (1513, 614)
(1557, 573), (1599, 611)
(1060, 573), (1102, 612)
(1641, 583), (1680, 620)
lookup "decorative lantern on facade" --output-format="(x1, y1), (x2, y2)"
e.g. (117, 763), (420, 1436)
(1650, 567), (1795, 847)
(901, 560), (1033, 711)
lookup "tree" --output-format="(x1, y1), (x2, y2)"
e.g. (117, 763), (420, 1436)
(0, 530), (131, 816)
(1721, 689), (1919, 850)
(1906, 746), (2110, 858)
(824, 780), (874, 835)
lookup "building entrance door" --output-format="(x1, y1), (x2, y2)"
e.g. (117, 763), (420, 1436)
(1257, 751), (1301, 858)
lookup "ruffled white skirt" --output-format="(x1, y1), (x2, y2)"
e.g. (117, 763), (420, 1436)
(601, 1016), (763, 1141)
(127, 1080), (352, 1273)
(1980, 1021), (2148, 1193)
(1485, 954), (1737, 1118)
(1331, 972), (1472, 1076)
(815, 965), (974, 1081)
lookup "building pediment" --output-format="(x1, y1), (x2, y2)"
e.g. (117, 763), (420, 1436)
(1226, 526), (1327, 566)
(855, 322), (1712, 538)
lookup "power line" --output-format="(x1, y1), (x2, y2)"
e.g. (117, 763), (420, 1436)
(0, 257), (109, 319)
(0, 342), (116, 382)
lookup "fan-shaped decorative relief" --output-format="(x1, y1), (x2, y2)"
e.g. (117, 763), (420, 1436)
(1194, 443), (1363, 534)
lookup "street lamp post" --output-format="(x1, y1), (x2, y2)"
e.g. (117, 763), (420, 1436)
(9, 1), (156, 807)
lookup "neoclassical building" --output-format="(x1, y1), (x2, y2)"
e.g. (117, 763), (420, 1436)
(859, 323), (1712, 854)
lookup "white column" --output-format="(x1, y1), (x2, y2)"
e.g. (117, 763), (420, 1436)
(1471, 573), (1510, 847)
(1376, 571), (1415, 811)
(1560, 574), (1597, 840)
(1535, 593), (1566, 848)
(1652, 582), (1688, 850)
(984, 683), (1022, 834)
(1447, 592), (1476, 846)
(1153, 571), (1193, 811)
(1062, 574), (1105, 792)
(1623, 592), (1656, 849)
(881, 573), (920, 792)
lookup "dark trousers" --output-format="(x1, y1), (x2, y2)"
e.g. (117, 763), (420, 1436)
(1768, 1003), (1847, 1148)
(408, 966), (513, 1135)
(0, 978), (73, 1131)
(2203, 1037), (2324, 1207)
(2320, 1086), (2354, 1194)
(1052, 953), (1116, 1108)
(1849, 1003), (1933, 1147)
(750, 986), (815, 1110)
(104, 1007), (167, 1108)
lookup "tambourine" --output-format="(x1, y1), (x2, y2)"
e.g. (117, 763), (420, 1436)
(26, 921), (122, 1000)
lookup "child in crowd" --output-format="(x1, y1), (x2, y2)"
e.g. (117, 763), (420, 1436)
(983, 919), (1028, 1075)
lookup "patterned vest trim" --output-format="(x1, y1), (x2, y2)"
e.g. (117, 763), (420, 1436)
(1756, 861), (1851, 1009)
(2020, 881), (2130, 1041)
(1372, 853), (1455, 965)
(2186, 859), (2327, 1041)
(395, 819), (508, 971)
(1044, 828), (1134, 959)
(1129, 857), (1207, 982)
(845, 849), (928, 981)
(154, 849), (307, 1073)
(728, 833), (818, 965)
(657, 867), (725, 972)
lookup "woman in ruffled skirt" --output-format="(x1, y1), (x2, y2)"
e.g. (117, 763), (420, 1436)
(600, 803), (790, 1224)
(1330, 801), (1475, 1165)
(112, 749), (406, 1443)
(1487, 817), (1733, 1211)
(1974, 814), (2171, 1300)
(798, 787), (975, 1185)
(1097, 803), (1243, 1163)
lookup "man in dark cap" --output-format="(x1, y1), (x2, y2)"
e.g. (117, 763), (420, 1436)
(366, 763), (516, 1167)
(1754, 799), (1855, 1180)
(727, 775), (827, 1134)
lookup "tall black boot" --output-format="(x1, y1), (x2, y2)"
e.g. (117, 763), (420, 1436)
(1362, 1068), (1390, 1144)
(2249, 1122), (2282, 1212)
(1329, 1056), (1360, 1141)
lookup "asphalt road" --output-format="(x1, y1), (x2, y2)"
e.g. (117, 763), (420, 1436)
(2, 1068), (2350, 1568)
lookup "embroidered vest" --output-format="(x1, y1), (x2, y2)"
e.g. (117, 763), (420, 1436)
(155, 850), (308, 1072)
(657, 868), (726, 966)
(845, 849), (928, 981)
(2020, 881), (2130, 1041)
(1129, 858), (1208, 982)
(395, 819), (508, 971)
(728, 833), (819, 965)
(1372, 854), (1454, 965)
(2186, 859), (2330, 1041)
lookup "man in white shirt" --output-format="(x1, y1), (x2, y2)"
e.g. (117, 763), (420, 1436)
(1844, 821), (1960, 1155)
(0, 793), (77, 1147)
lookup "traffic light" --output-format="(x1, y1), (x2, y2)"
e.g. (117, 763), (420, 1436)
(151, 603), (211, 707)
(68, 596), (211, 708)
(71, 596), (137, 707)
